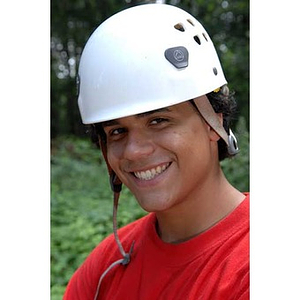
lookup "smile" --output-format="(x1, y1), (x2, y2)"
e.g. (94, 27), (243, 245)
(133, 163), (171, 181)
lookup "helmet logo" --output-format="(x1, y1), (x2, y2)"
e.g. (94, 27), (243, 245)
(164, 46), (189, 69)
(173, 49), (185, 62)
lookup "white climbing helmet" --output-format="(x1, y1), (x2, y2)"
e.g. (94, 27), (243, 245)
(77, 3), (227, 125)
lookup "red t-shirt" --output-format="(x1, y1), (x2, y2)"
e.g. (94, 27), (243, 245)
(64, 194), (249, 300)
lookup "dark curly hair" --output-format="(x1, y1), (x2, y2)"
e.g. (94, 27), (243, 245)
(206, 85), (237, 161)
(91, 85), (237, 162)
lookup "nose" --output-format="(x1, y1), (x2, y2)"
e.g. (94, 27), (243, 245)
(122, 129), (155, 161)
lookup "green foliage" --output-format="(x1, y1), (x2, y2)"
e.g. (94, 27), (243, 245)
(51, 129), (249, 299)
(221, 116), (249, 192)
(51, 136), (146, 299)
(178, 0), (250, 127)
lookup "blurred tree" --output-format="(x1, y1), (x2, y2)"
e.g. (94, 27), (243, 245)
(51, 0), (126, 137)
(51, 0), (249, 137)
(175, 0), (249, 125)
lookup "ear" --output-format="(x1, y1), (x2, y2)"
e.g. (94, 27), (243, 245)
(208, 113), (223, 142)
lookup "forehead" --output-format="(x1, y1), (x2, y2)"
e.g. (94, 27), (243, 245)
(101, 103), (191, 127)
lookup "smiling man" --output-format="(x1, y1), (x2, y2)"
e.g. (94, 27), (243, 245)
(64, 4), (249, 300)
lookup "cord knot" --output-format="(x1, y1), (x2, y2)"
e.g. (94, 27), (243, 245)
(121, 241), (135, 265)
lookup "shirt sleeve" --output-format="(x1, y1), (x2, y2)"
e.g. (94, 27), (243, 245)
(63, 256), (95, 300)
(63, 234), (117, 300)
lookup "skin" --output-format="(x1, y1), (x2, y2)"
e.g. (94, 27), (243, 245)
(102, 98), (245, 243)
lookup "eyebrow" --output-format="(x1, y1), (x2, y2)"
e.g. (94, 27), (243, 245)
(101, 107), (171, 128)
(136, 107), (171, 118)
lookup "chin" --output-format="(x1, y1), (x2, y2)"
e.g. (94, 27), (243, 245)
(135, 193), (175, 213)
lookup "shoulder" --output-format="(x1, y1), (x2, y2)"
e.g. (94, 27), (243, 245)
(217, 196), (249, 299)
(200, 195), (249, 299)
(63, 213), (153, 299)
(84, 213), (153, 271)
(218, 194), (249, 270)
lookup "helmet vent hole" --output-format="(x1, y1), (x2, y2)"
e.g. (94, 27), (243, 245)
(202, 32), (208, 42)
(174, 23), (185, 32)
(187, 19), (195, 26)
(213, 67), (218, 75)
(194, 35), (201, 45)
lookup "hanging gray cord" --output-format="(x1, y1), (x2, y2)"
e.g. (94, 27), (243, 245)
(93, 192), (135, 300)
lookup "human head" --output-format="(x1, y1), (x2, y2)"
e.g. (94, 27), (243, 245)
(77, 4), (239, 190)
(92, 86), (237, 162)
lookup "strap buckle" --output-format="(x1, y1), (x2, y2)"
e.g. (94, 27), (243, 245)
(227, 129), (239, 155)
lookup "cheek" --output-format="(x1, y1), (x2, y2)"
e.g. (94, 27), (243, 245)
(170, 127), (212, 173)
(164, 124), (208, 154)
(106, 143), (123, 171)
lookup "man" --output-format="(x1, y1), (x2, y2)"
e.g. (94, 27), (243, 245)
(64, 4), (249, 300)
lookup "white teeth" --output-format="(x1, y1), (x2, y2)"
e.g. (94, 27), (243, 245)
(134, 163), (170, 181)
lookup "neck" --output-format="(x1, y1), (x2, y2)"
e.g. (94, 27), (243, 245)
(155, 170), (245, 244)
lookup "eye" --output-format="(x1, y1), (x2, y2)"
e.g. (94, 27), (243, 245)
(149, 118), (168, 125)
(109, 127), (126, 137)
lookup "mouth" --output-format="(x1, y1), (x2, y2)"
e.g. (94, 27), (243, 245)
(132, 162), (171, 181)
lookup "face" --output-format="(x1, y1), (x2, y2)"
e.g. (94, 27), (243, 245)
(102, 101), (220, 213)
